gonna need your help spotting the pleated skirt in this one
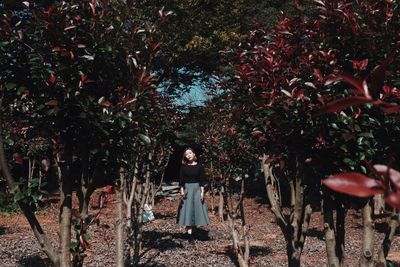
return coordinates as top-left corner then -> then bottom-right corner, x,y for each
177,183 -> 210,226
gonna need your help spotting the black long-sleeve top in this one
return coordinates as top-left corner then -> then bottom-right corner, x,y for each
179,163 -> 206,187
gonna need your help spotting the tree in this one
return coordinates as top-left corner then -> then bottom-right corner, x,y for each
0,1 -> 173,266
217,0 -> 400,266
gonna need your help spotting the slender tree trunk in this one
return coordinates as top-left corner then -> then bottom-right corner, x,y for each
218,181 -> 225,221
133,159 -> 151,266
263,155 -> 311,267
210,161 -> 215,213
359,199 -> 374,267
322,194 -> 344,267
239,179 -> 250,266
58,151 -> 73,267
115,169 -> 125,267
376,212 -> 399,267
336,203 -> 346,267
374,194 -> 385,215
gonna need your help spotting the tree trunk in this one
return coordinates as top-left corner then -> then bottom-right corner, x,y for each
239,179 -> 250,266
133,161 -> 151,266
376,212 -> 399,267
210,161 -> 215,213
115,169 -> 125,267
373,194 -> 385,215
58,151 -> 73,267
263,155 -> 311,267
218,181 -> 225,221
336,203 -> 346,267
322,195 -> 340,267
359,199 -> 374,267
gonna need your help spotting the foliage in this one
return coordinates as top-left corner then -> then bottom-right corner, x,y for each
132,0 -> 297,91
1,1 -> 175,266
222,0 -> 400,185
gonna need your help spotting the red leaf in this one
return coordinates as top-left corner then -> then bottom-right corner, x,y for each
137,71 -> 152,86
337,73 -> 371,98
351,59 -> 368,71
251,130 -> 263,136
314,96 -> 373,116
79,234 -> 91,249
14,153 -> 23,165
373,164 -> 400,189
46,6 -> 55,17
98,97 -> 112,108
89,3 -> 96,15
386,193 -> 400,209
52,47 -> 66,52
322,172 -> 384,197
258,136 -> 268,142
49,74 -> 56,85
379,104 -> 400,114
313,68 -> 323,81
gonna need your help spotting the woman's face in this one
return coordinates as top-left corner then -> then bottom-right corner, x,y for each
184,150 -> 195,162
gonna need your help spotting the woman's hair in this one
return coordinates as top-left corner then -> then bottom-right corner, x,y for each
181,147 -> 197,165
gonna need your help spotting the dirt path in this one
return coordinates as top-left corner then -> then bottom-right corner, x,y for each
1,192 -> 400,266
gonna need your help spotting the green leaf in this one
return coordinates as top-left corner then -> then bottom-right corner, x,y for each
14,192 -> 25,202
343,158 -> 356,166
138,133 -> 151,145
5,83 -> 17,90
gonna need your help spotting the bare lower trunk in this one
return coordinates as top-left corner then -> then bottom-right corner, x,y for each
133,163 -> 151,265
210,161 -> 215,213
322,195 -> 341,267
239,179 -> 250,266
59,159 -> 73,267
263,155 -> 311,267
336,204 -> 346,266
376,213 -> 399,267
374,194 -> 385,215
323,206 -> 339,266
218,182 -> 225,221
115,171 -> 125,267
359,199 -> 374,267
224,178 -> 249,267
77,191 -> 90,223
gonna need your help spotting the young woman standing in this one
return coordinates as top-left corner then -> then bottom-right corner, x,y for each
177,148 -> 210,240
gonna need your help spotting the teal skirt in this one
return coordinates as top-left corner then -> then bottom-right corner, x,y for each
177,183 -> 210,226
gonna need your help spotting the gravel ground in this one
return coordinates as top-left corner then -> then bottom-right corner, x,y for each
1,192 -> 400,266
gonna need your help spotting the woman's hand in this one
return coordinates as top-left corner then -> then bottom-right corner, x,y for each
200,191 -> 204,201
180,187 -> 185,200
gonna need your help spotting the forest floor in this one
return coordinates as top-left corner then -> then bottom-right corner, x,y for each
1,189 -> 400,267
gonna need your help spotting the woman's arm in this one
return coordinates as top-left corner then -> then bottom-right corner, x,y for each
199,164 -> 206,200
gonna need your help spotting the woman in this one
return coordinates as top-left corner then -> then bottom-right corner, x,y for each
177,148 -> 210,240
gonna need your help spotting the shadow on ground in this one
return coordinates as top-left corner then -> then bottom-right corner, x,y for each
307,227 -> 324,240
142,230 -> 185,252
215,245 -> 273,267
17,255 -> 52,267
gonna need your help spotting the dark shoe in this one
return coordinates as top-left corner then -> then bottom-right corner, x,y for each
188,233 -> 195,244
